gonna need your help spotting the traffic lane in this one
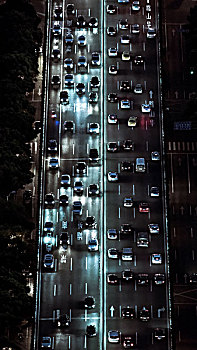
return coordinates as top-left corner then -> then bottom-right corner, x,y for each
168,154 -> 192,199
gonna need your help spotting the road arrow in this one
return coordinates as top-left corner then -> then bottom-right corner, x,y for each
180,206 -> 184,215
38,87 -> 42,96
158,307 -> 165,318
110,305 -> 115,317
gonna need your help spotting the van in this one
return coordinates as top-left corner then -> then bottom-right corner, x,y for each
135,158 -> 146,173
122,247 -> 133,261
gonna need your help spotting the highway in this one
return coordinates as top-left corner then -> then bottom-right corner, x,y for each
37,0 -> 171,349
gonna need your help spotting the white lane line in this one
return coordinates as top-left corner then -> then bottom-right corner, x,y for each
88,44 -> 90,52
85,282 -> 88,295
56,211 -> 59,222
191,227 -> 194,238
118,163 -> 120,173
134,255 -> 136,266
87,143 -> 89,154
73,143 -> 75,155
70,308 -> 72,321
72,165 -> 75,176
35,141 -> 37,154
86,257 -> 88,270
145,120 -> 148,130
147,185 -> 150,196
88,8 -> 91,16
68,335 -> 71,349
84,335 -> 87,349
151,305 -> 153,319
173,227 -> 176,238
53,284 -> 57,297
146,140 -> 149,151
118,185 -> 121,195
70,233 -> 73,246
53,310 -> 56,322
69,283 -> 72,295
86,209 -> 89,217
130,62 -> 133,71
144,80 -> 147,90
132,184 -> 135,196
192,250 -> 195,261
118,207 -> 121,219
150,280 -> 153,292
70,257 -> 73,271
117,81 -> 119,90
133,207 -> 135,219
134,280 -> 137,291
75,44 -> 77,54
144,61 -> 146,71
170,154 -> 174,193
119,305 -> 121,317
143,42 -> 146,51
55,259 -> 57,272
57,188 -> 59,200
187,154 -> 191,194
85,309 -> 87,322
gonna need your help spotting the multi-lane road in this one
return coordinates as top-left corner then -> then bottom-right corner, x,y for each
36,0 -> 171,349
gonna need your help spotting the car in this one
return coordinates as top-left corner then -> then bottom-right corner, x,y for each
77,15 -> 86,27
89,17 -> 98,27
133,55 -> 144,65
59,194 -> 69,205
139,202 -> 150,213
121,161 -> 132,171
107,273 -> 118,284
74,181 -> 83,195
108,330 -> 121,343
88,238 -> 99,251
89,92 -> 98,103
137,273 -> 149,285
154,328 -> 166,340
59,232 -> 70,249
89,148 -> 99,162
122,247 -> 133,261
122,269 -> 133,281
106,4 -> 117,14
121,224 -> 133,234
120,99 -> 131,109
146,4 -> 151,11
85,216 -> 97,228
60,90 -> 69,104
76,83 -> 85,95
122,140 -> 134,151
78,56 -> 87,67
54,6 -> 63,20
45,193 -> 55,205
147,27 -> 156,38
51,46 -> 60,61
107,26 -> 117,36
151,253 -> 162,264
63,120 -> 75,132
66,3 -> 75,16
136,231 -> 149,247
64,58 -> 73,70
107,228 -> 118,240
107,142 -> 118,152
108,114 -> 118,124
49,158 -> 59,169
92,52 -> 100,66
90,76 -> 100,89
108,172 -> 118,182
131,1 -> 140,11
23,190 -> 32,204
120,35 -> 130,44
108,47 -> 118,57
43,254 -> 54,269
56,313 -> 70,327
150,186 -> 159,197
64,74 -> 74,87
123,197 -> 133,207
134,83 -> 143,94
51,110 -> 57,119
109,64 -> 118,74
108,248 -> 119,259
78,35 -> 86,46
41,336 -> 52,348
65,33 -> 74,45
44,222 -> 54,232
88,184 -> 99,196
141,103 -> 151,113
119,19 -> 128,30
87,122 -> 100,134
51,75 -> 60,87
154,273 -> 165,285
86,325 -> 97,337
108,92 -> 118,103
128,116 -> 137,127
139,306 -> 150,321
73,201 -> 82,215
151,151 -> 160,161
148,223 -> 159,234
84,296 -> 95,308
53,21 -> 61,36
122,51 -> 130,61
122,306 -> 134,319
122,335 -> 135,348
132,23 -> 140,34
120,81 -> 131,92
189,273 -> 197,284
75,162 -> 87,175
61,174 -> 71,186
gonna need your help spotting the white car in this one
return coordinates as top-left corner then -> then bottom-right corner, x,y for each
150,186 -> 159,197
87,122 -> 100,134
146,4 -> 151,11
78,35 -> 86,46
128,116 -> 137,127
134,84 -> 143,94
120,99 -> 131,109
141,103 -> 151,113
108,47 -> 118,57
148,224 -> 159,234
108,172 -> 118,182
151,151 -> 160,161
147,27 -> 156,38
61,174 -> 71,186
107,228 -> 118,239
122,51 -> 130,61
108,114 -> 118,124
151,253 -> 162,264
49,158 -> 59,169
108,330 -> 121,343
109,65 -> 118,74
108,248 -> 119,259
132,24 -> 140,34
88,238 -> 99,252
120,35 -> 130,44
131,1 -> 140,11
124,197 -> 133,207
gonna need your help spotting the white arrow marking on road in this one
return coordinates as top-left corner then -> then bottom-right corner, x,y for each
110,305 -> 115,317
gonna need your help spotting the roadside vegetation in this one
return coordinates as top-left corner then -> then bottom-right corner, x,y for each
0,0 -> 42,346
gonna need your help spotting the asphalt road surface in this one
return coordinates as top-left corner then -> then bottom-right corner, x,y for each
38,0 -> 171,349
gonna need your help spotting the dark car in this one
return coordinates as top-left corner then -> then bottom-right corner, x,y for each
51,75 -> 60,87
122,335 -> 135,348
75,162 -> 87,175
59,232 -> 70,250
120,224 -> 133,234
122,140 -> 134,151
66,3 -> 75,15
54,6 -> 63,20
63,120 -> 75,133
84,296 -> 95,308
92,52 -> 100,66
133,55 -> 144,65
121,161 -> 132,171
23,190 -> 32,204
59,194 -> 69,205
74,181 -> 83,195
137,273 -> 149,285
108,93 -> 118,102
90,76 -> 100,89
60,90 -> 69,104
56,313 -> 70,327
85,216 -> 97,228
86,325 -> 96,337
88,184 -> 99,196
89,17 -> 98,27
122,306 -> 134,319
77,15 -> 86,27
120,81 -> 131,92
89,148 -> 99,162
48,139 -> 57,152
154,273 -> 165,285
76,83 -> 85,95
45,193 -> 55,206
139,306 -> 150,321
